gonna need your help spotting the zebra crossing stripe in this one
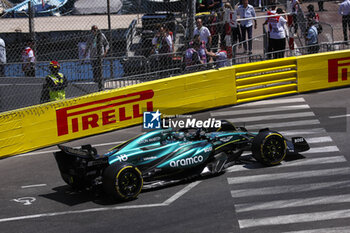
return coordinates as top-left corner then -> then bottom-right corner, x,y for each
227,112 -> 315,123
231,180 -> 350,198
227,167 -> 350,185
226,156 -> 347,173
303,146 -> 339,154
211,104 -> 311,117
281,226 -> 350,233
235,194 -> 350,213
238,97 -> 306,107
303,136 -> 333,144
278,128 -> 326,136
247,119 -> 320,130
238,209 -> 350,228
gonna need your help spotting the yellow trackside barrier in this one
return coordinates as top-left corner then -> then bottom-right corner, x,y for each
0,67 -> 236,158
235,57 -> 297,103
297,50 -> 350,92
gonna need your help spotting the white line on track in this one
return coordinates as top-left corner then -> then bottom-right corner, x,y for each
238,209 -> 350,228
162,181 -> 201,205
211,104 -> 311,117
227,112 -> 316,123
329,114 -> 350,119
278,128 -> 326,136
227,167 -> 350,185
237,97 -> 306,107
303,146 -> 339,154
235,194 -> 350,212
21,184 -> 47,189
282,226 -> 350,233
0,181 -> 201,223
15,141 -> 125,158
304,136 -> 333,144
226,156 -> 347,173
231,180 -> 350,198
246,119 -> 320,130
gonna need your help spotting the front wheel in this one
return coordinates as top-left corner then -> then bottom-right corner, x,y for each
252,131 -> 286,166
102,163 -> 143,202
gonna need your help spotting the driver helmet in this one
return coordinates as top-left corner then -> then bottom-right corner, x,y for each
49,60 -> 60,73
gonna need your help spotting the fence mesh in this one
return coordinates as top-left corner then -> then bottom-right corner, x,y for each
0,0 -> 347,112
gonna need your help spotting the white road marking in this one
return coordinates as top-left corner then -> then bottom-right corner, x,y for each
0,181 -> 201,223
0,203 -> 167,223
162,181 -> 202,205
238,209 -> 350,228
278,128 -> 326,136
235,194 -> 350,212
231,181 -> 350,198
329,114 -> 350,119
237,97 -> 305,107
211,104 -> 311,117
15,141 -> 125,158
304,136 -> 333,144
246,119 -> 320,130
282,226 -> 350,233
227,167 -> 350,185
227,112 -> 315,123
21,184 -> 47,189
303,146 -> 339,154
12,197 -> 36,206
226,156 -> 347,173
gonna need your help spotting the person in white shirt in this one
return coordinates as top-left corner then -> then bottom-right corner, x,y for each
0,37 -> 6,77
22,39 -> 36,77
224,3 -> 241,52
339,0 -> 350,42
194,18 -> 212,49
264,8 -> 288,59
237,0 -> 257,54
287,0 -> 300,34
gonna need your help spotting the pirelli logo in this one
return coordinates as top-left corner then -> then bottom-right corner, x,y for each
328,57 -> 350,83
56,90 -> 154,136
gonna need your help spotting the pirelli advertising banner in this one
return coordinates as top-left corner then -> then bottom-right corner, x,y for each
0,67 -> 236,158
297,50 -> 350,92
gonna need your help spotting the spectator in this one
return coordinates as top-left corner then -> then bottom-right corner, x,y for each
238,0 -> 257,54
264,8 -> 288,59
84,25 -> 109,90
40,61 -> 68,103
184,41 -> 201,71
306,20 -> 319,54
339,0 -> 350,43
318,1 -> 325,12
197,0 -> 208,13
287,0 -> 300,34
193,35 -> 208,66
22,39 -> 35,77
152,25 -> 173,54
207,0 -> 221,12
206,42 -> 228,68
208,13 -> 219,50
194,18 -> 212,49
306,4 -> 319,23
228,3 -> 241,48
0,37 -> 5,77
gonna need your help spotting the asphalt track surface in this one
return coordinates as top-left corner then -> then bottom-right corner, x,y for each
1,87 -> 350,233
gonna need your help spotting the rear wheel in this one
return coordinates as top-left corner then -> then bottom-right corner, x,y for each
103,163 -> 143,202
252,131 -> 286,166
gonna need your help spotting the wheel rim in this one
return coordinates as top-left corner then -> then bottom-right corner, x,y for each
262,136 -> 286,163
118,169 -> 142,197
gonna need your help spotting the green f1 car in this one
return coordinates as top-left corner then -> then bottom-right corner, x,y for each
54,120 -> 309,202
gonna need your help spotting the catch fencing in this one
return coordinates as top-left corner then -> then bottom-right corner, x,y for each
0,0 -> 346,112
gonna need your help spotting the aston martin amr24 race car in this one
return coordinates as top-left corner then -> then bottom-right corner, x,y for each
54,120 -> 309,202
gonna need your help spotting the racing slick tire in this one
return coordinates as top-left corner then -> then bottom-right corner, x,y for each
251,130 -> 287,166
102,162 -> 143,202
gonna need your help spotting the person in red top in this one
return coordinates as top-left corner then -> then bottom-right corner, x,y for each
22,39 -> 36,77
